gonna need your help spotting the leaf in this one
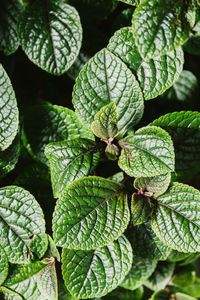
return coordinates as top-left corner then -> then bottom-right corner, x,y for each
118,126 -> 175,178
107,27 -> 184,100
151,111 -> 200,178
184,32 -> 200,55
91,103 -> 118,141
0,64 -> 19,151
53,176 -> 130,250
130,222 -> 172,260
134,173 -> 171,198
172,265 -> 196,288
174,293 -> 197,300
183,277 -> 200,298
0,186 -> 48,264
167,250 -> 191,262
45,235 -> 60,262
105,144 -> 120,161
103,286 -> 144,300
0,0 -> 24,55
0,287 -> 23,300
18,0 -> 82,75
149,289 -> 169,300
62,235 -> 133,299
151,182 -> 200,253
72,48 -> 144,136
144,261 -> 175,291
116,0 -> 140,6
120,254 -> 158,290
22,103 -> 94,165
178,253 -> 200,266
45,139 -> 100,198
0,246 -> 8,286
132,0 -> 192,59
131,194 -> 152,226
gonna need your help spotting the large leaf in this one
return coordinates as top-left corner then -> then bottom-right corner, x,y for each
45,138 -> 100,198
53,176 -> 130,250
120,254 -> 157,290
18,0 -> 82,75
151,182 -> 200,253
0,186 -> 48,264
22,103 -> 94,165
0,65 -> 18,151
151,111 -> 200,177
132,0 -> 193,59
0,0 -> 24,55
72,48 -> 144,136
118,126 -> 175,177
0,246 -> 8,286
62,235 -> 133,299
108,27 -> 184,100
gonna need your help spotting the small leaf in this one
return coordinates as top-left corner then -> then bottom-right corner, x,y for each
0,64 -> 19,151
72,48 -> 144,136
149,289 -> 169,300
91,103 -> 118,141
53,176 -> 130,250
45,138 -> 100,198
108,27 -> 184,100
0,186 -> 48,264
167,250 -> 192,262
172,265 -> 196,288
18,0 -> 82,75
0,287 -> 23,300
131,193 -> 152,226
45,235 -> 60,262
134,173 -> 171,198
174,293 -> 197,300
144,261 -> 175,291
151,182 -> 200,253
118,126 -> 175,178
0,246 -> 8,285
132,0 -> 192,59
120,254 -> 157,290
105,144 -> 120,161
62,235 -> 133,299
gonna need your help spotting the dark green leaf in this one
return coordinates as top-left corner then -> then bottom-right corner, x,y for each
103,286 -> 144,300
131,194 -> 152,226
116,0 -> 140,6
172,265 -> 196,288
0,246 -> 8,286
184,32 -> 200,55
149,289 -> 169,300
167,250 -> 191,262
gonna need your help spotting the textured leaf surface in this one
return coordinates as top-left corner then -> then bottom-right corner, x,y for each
108,27 -> 184,100
103,286 -> 144,300
151,111 -> 200,176
151,182 -> 200,253
130,222 -> 171,260
62,235 -> 133,299
118,126 -> 175,177
131,194 -> 152,226
132,0 -> 192,58
144,261 -> 175,291
120,254 -> 157,290
53,177 -> 130,249
72,48 -> 144,135
0,0 -> 24,55
18,0 -> 82,75
0,186 -> 48,264
134,173 -> 171,198
0,287 -> 23,300
22,103 -> 94,165
0,246 -> 8,285
45,139 -> 100,198
0,65 -> 18,151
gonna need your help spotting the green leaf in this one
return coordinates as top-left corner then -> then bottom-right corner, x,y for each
45,236 -> 60,262
108,27 -> 184,100
178,253 -> 200,266
134,173 -> 171,198
120,254 -> 157,290
151,182 -> 200,253
53,176 -> 130,250
45,138 -> 100,198
0,65 -> 19,151
130,222 -> 171,260
184,32 -> 200,55
118,126 -> 175,177
183,277 -> 200,298
0,0 -> 24,55
116,0 -> 140,6
0,186 -> 48,264
131,194 -> 152,226
174,293 -> 197,300
105,144 -> 120,161
67,52 -> 90,80
103,286 -> 144,300
91,103 -> 118,141
151,111 -> 200,177
0,287 -> 23,300
167,250 -> 191,262
62,235 -> 133,299
0,246 -> 8,285
18,0 -> 82,75
172,265 -> 196,288
149,289 -> 169,300
132,0 -> 193,59
22,103 -> 94,165
144,261 -> 175,291
72,48 -> 144,136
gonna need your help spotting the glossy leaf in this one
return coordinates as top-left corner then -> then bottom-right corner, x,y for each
0,186 -> 48,264
62,235 -> 133,299
131,194 -> 152,226
118,126 -> 175,177
151,182 -> 200,253
72,48 -> 144,136
18,0 -> 82,75
0,246 -> 8,286
167,250 -> 191,262
0,64 -> 18,151
53,176 -> 130,250
0,287 -> 23,300
108,27 -> 184,100
45,235 -> 60,262
132,0 -> 192,59
45,138 -> 100,198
